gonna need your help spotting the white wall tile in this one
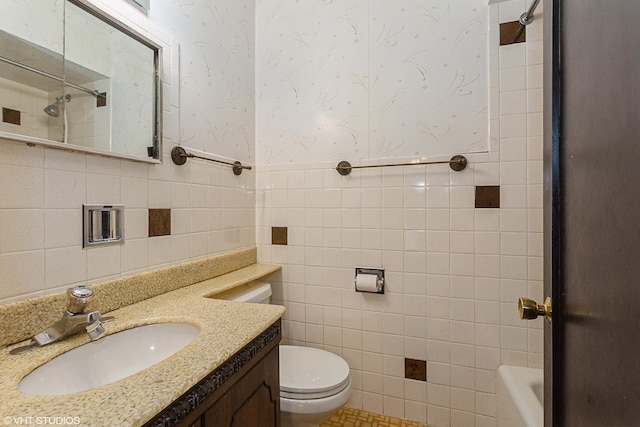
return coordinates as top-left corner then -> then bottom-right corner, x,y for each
499,44 -> 526,69
476,277 -> 500,301
500,114 -> 527,139
427,187 -> 450,209
499,67 -> 527,92
527,64 -> 544,89
86,244 -> 121,280
427,231 -> 450,253
451,410 -> 475,427
450,276 -> 474,299
451,365 -> 475,390
527,89 -> 544,114
44,149 -> 87,173
1,210 -> 44,253
476,301 -> 502,325
45,170 -> 87,209
450,254 -> 475,277
451,210 -> 475,232
475,232 -> 500,255
500,232 -> 527,256
0,251 -> 45,298
427,165 -> 451,187
500,209 -> 527,232
45,246 -> 86,288
474,163 -> 500,186
427,405 -> 451,427
405,188 -> 426,209
476,346 -> 501,370
427,209 -> 450,231
499,0 -> 527,23
87,173 -> 121,205
476,392 -> 497,417
0,165 -> 44,209
475,324 -> 501,348
429,319 -> 451,342
500,138 -> 527,161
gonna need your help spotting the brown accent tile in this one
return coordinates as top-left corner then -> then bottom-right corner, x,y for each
97,92 -> 107,108
149,209 -> 171,237
2,107 -> 20,125
475,185 -> 501,208
272,227 -> 288,245
405,358 -> 427,382
500,21 -> 526,45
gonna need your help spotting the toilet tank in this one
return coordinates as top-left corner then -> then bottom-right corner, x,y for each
214,282 -> 272,304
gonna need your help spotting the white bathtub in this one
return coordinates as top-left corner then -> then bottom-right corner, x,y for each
497,365 -> 543,427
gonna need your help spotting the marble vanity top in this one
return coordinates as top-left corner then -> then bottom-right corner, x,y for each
0,263 -> 284,427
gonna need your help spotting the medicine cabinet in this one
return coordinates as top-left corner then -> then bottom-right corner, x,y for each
0,0 -> 162,162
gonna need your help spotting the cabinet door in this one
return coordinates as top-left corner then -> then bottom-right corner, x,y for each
203,345 -> 280,427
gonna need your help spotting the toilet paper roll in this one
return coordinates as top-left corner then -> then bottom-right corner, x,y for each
355,274 -> 379,292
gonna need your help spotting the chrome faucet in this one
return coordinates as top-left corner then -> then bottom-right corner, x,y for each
10,286 -> 113,355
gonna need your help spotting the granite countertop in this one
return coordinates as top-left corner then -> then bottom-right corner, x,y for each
0,263 -> 284,427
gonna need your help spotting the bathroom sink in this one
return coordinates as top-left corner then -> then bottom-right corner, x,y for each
18,322 -> 199,396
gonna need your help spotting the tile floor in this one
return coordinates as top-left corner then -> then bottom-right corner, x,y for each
320,407 -> 429,427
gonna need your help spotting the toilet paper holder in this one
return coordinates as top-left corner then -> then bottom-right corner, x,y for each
354,267 -> 385,294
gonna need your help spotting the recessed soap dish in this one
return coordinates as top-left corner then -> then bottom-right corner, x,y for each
83,204 -> 124,248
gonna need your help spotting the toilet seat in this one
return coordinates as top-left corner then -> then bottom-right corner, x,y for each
279,345 -> 351,400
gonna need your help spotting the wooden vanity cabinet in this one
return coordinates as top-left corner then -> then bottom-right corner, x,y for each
145,320 -> 281,427
200,342 -> 279,426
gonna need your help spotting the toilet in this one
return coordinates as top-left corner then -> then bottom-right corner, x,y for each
216,282 -> 352,426
279,345 -> 352,426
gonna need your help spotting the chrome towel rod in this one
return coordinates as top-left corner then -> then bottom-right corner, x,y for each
0,55 -> 102,98
336,155 -> 467,176
511,0 -> 541,44
171,146 -> 252,175
519,0 -> 541,26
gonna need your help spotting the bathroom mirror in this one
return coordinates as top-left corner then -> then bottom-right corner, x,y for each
0,0 -> 162,163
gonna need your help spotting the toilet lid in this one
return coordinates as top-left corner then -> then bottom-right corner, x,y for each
279,346 -> 350,398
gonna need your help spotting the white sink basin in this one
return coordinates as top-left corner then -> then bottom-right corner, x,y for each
19,322 -> 199,396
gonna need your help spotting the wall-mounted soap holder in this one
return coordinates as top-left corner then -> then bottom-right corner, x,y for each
83,205 -> 124,248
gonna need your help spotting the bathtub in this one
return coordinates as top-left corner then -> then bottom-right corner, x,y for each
497,365 -> 543,427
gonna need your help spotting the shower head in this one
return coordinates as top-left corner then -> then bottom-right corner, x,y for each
43,94 -> 71,118
43,103 -> 60,118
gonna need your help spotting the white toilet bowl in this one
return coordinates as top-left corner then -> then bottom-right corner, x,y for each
215,282 -> 352,426
279,345 -> 352,427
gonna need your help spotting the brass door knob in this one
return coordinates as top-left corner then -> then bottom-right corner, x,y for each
518,296 -> 552,324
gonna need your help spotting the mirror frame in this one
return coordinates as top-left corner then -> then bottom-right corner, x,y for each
0,0 -> 163,163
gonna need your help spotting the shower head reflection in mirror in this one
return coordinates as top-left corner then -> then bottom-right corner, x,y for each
43,94 -> 71,118
43,94 -> 71,143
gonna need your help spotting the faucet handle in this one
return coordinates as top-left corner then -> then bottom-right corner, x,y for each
67,286 -> 93,314
86,321 -> 105,341
85,311 -> 106,341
